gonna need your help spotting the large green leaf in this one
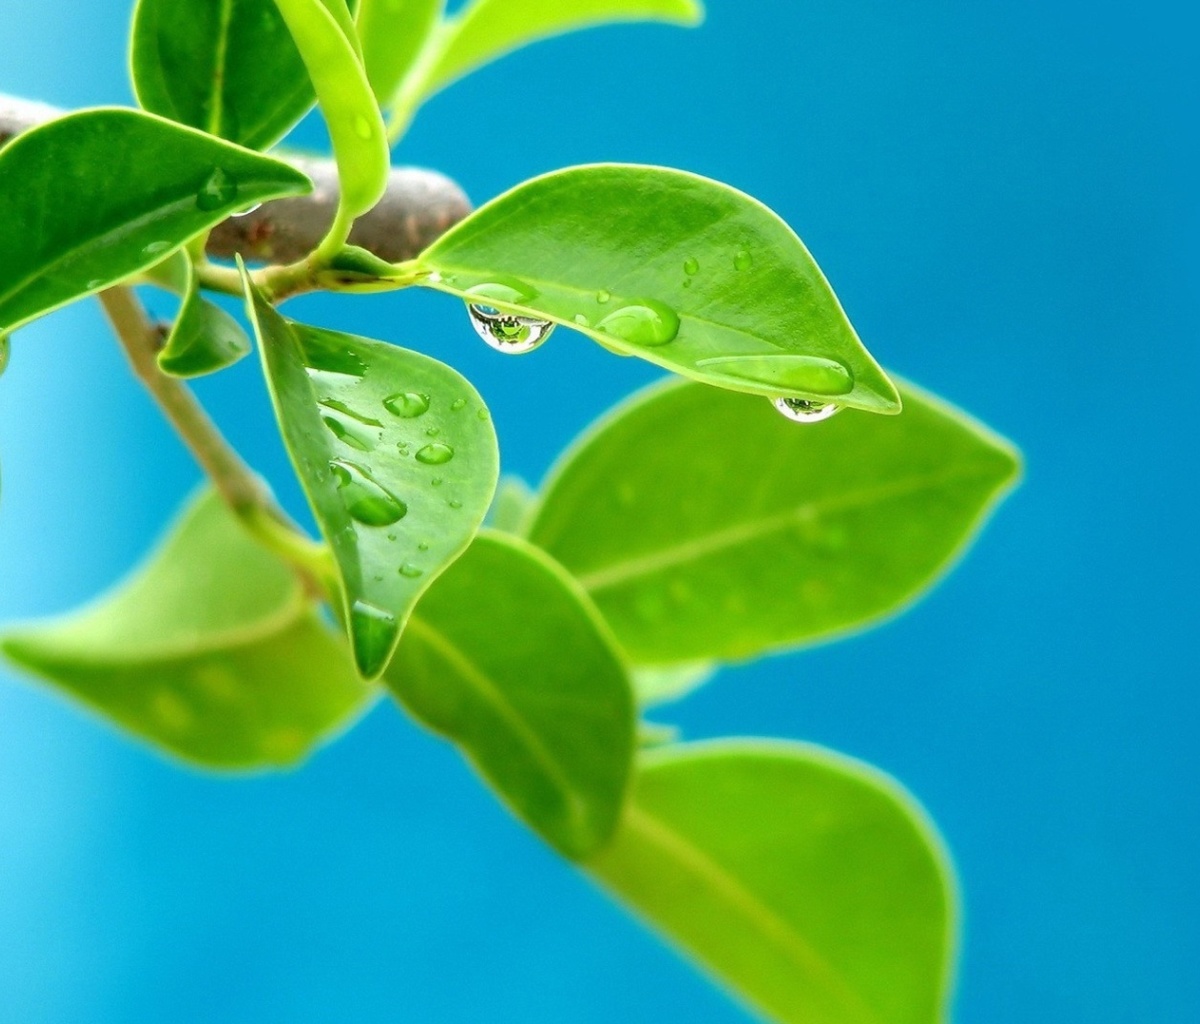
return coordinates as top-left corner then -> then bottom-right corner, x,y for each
422,0 -> 703,98
130,0 -> 318,149
416,165 -> 899,413
589,742 -> 956,1024
243,276 -> 499,679
157,251 -> 251,378
0,490 -> 371,769
357,0 -> 443,105
386,531 -> 634,858
0,108 -> 311,335
529,378 -> 1020,665
271,0 -> 389,222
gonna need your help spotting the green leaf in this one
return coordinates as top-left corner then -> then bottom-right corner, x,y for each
0,108 -> 311,336
486,474 -> 536,535
357,0 -> 443,105
422,0 -> 704,98
416,165 -> 898,413
632,662 -> 715,706
0,490 -> 371,769
130,0 -> 318,149
588,741 -> 956,1024
157,252 -> 251,378
271,0 -> 389,222
386,531 -> 634,858
529,378 -> 1020,665
243,275 -> 499,679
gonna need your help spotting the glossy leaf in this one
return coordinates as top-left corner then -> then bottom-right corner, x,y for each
416,164 -> 898,413
357,0 -> 443,105
423,0 -> 703,97
529,379 -> 1020,664
0,490 -> 371,769
589,741 -> 956,1024
243,277 -> 499,679
271,0 -> 389,221
0,108 -> 311,335
157,251 -> 251,377
386,531 -> 634,858
130,0 -> 317,149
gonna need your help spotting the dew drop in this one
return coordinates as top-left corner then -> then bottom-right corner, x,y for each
596,300 -> 680,347
320,402 -> 380,452
683,257 -> 700,276
231,202 -> 262,219
772,397 -> 841,423
417,541 -> 430,552
734,249 -> 753,271
596,289 -> 611,304
450,397 -> 467,412
85,278 -> 104,290
468,304 -> 555,355
399,563 -> 423,579
383,391 -> 430,418
425,426 -> 440,437
141,240 -> 172,259
416,442 -> 454,465
329,460 -> 407,524
196,167 -> 237,211
573,313 -> 590,327
476,408 -> 490,421
448,499 -> 463,510
353,115 -> 374,140
431,477 -> 443,487
350,599 -> 397,674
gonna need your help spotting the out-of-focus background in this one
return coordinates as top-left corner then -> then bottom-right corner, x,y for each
1,1 -> 1195,1021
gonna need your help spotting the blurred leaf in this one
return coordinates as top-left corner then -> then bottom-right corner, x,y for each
423,0 -> 703,97
244,276 -> 499,678
0,490 -> 371,769
157,251 -> 251,377
529,379 -> 1020,664
357,0 -> 443,105
271,0 -> 389,221
416,165 -> 898,412
387,531 -> 634,857
589,741 -> 956,1024
486,475 -> 536,535
0,108 -> 310,335
632,662 -> 715,706
130,0 -> 317,149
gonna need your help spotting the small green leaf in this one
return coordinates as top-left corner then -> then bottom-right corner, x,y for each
588,741 -> 956,1024
0,108 -> 311,336
130,0 -> 318,149
0,490 -> 371,769
416,165 -> 898,412
271,0 -> 389,222
357,0 -> 443,105
243,275 -> 499,679
632,662 -> 715,706
386,531 -> 634,858
157,252 -> 251,378
529,379 -> 1020,665
422,0 -> 703,98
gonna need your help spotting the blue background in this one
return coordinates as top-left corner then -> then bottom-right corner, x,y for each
1,1 -> 1195,1020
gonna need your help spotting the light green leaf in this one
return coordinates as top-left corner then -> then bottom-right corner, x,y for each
357,0 -> 443,105
243,275 -> 499,679
386,531 -> 634,858
589,741 -> 956,1024
130,0 -> 318,150
0,490 -> 371,769
157,251 -> 251,378
0,108 -> 311,336
632,662 -> 715,706
416,165 -> 898,412
271,0 -> 389,223
423,0 -> 703,98
529,378 -> 1020,665
486,474 -> 536,535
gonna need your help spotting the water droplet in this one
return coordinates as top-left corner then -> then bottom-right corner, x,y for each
320,402 -> 380,452
141,240 -> 172,259
425,427 -> 440,437
196,167 -> 237,211
354,115 -> 374,140
734,249 -> 753,271
417,541 -> 430,552
772,397 -> 841,423
350,600 -> 397,676
384,391 -> 430,418
476,408 -> 489,421
321,399 -> 382,426
448,499 -> 463,510
573,313 -> 590,327
468,304 -> 555,355
231,202 -> 262,219
399,563 -> 423,578
85,278 -> 104,290
596,290 -> 611,304
415,442 -> 454,465
450,397 -> 467,412
329,460 -> 407,525
696,354 -> 853,395
683,257 -> 700,276
596,300 -> 680,347
387,532 -> 397,541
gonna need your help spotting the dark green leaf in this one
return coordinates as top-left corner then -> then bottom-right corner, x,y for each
0,490 -> 371,769
529,379 -> 1020,664
0,108 -> 311,335
386,531 -> 634,858
130,0 -> 317,149
422,0 -> 703,97
416,165 -> 898,413
243,276 -> 499,678
589,741 -> 956,1024
357,0 -> 443,105
157,251 -> 251,377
